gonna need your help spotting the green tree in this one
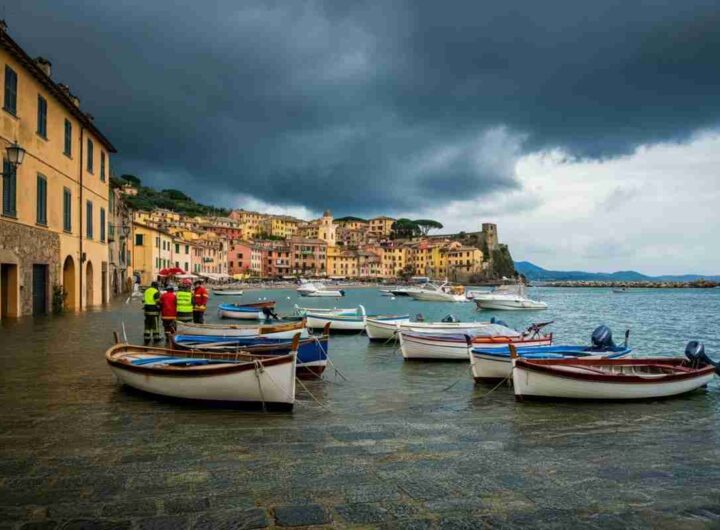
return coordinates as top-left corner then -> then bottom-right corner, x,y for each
414,219 -> 443,236
391,218 -> 421,238
121,174 -> 141,186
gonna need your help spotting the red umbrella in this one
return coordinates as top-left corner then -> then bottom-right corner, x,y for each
159,267 -> 186,277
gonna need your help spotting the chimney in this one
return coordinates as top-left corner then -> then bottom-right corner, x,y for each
35,57 -> 52,77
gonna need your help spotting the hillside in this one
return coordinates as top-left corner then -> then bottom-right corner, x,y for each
516,261 -> 720,282
114,175 -> 230,217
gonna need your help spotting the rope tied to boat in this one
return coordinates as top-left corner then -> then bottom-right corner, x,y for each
253,359 -> 267,413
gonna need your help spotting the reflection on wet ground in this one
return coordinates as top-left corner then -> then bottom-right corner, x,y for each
1,288 -> 719,528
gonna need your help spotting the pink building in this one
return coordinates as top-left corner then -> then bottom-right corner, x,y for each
228,240 -> 254,276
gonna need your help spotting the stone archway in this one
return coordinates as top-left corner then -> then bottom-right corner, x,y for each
62,255 -> 76,310
85,261 -> 94,307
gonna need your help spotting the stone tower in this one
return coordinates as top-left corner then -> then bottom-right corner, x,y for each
481,223 -> 498,252
318,210 -> 337,247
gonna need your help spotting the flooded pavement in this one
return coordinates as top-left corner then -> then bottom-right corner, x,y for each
1,288 -> 720,529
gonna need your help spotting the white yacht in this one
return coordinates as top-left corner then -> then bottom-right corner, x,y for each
407,282 -> 468,302
474,284 -> 547,310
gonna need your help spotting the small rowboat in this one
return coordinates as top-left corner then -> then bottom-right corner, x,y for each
177,319 -> 307,339
212,289 -> 244,296
172,325 -> 330,378
471,325 -> 629,381
106,343 -> 297,408
511,341 -> 719,401
218,301 -> 276,320
364,317 -> 493,340
398,327 -> 552,361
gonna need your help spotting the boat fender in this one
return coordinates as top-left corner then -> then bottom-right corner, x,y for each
441,314 -> 459,323
591,325 -> 615,350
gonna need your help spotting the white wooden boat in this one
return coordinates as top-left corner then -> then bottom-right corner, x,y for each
305,305 -> 367,331
297,281 -> 345,297
408,282 -> 468,302
218,301 -> 275,320
212,289 -> 244,296
106,343 -> 296,408
474,284 -> 547,310
364,318 -> 494,340
399,328 -> 552,361
176,320 -> 308,339
511,345 -> 717,401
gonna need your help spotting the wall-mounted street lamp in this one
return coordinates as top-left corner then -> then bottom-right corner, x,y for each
6,142 -> 26,166
0,141 -> 26,174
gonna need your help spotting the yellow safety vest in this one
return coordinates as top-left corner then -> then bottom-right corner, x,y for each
176,290 -> 193,314
143,287 -> 159,306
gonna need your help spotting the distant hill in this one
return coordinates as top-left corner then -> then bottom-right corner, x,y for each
516,261 -> 720,282
114,175 -> 230,217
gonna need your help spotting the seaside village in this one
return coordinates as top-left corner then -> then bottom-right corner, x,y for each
0,22 -> 506,318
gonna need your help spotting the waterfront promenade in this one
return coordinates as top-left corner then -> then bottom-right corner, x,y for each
1,288 -> 720,528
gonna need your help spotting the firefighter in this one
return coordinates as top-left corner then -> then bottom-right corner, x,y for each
142,281 -> 161,344
192,279 -> 209,323
158,285 -> 178,342
176,279 -> 194,323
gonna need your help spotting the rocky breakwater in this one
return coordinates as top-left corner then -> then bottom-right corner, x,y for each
544,280 -> 719,289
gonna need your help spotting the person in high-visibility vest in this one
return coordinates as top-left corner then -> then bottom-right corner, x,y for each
192,279 -> 209,323
142,281 -> 161,344
176,280 -> 194,323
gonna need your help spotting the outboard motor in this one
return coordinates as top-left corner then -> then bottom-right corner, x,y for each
441,314 -> 459,323
685,341 -> 720,374
591,325 -> 615,350
339,289 -> 346,296
494,320 -> 509,328
415,313 -> 425,322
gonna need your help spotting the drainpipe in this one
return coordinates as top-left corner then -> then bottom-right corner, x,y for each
79,126 -> 84,310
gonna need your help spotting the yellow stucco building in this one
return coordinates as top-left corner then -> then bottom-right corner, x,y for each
0,25 -> 116,317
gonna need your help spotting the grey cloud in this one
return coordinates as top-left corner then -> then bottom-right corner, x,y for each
8,0 -> 720,214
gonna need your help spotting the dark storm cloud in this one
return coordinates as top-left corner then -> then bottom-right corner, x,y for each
8,0 -> 720,214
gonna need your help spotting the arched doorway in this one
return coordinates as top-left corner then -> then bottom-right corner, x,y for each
62,255 -> 76,310
86,261 -> 94,307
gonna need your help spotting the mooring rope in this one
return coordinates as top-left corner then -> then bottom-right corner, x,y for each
253,360 -> 268,413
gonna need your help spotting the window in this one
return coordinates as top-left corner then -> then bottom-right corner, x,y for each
155,237 -> 160,248
2,159 -> 16,216
175,243 -> 180,253
86,138 -> 94,173
4,66 -> 17,115
63,188 -> 72,231
37,95 -> 48,138
135,234 -> 144,246
100,208 -> 106,242
36,174 -> 47,225
64,119 -> 72,156
86,200 -> 93,239
100,152 -> 106,181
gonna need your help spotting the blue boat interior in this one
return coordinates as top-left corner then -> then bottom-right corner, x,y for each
131,357 -> 236,367
472,345 -> 631,358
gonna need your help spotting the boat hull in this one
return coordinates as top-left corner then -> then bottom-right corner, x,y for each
106,345 -> 296,407
512,358 -> 715,400
399,332 -> 552,361
218,308 -> 265,320
365,317 -> 411,340
303,290 -> 344,297
475,298 -> 547,310
471,347 -> 627,382
176,320 -> 307,339
213,290 -> 244,296
172,336 -> 328,378
408,291 -> 467,302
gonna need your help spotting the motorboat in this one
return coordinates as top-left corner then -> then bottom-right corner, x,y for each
398,323 -> 553,361
106,343 -> 297,408
408,282 -> 468,302
474,284 -> 547,310
293,305 -> 356,317
465,289 -> 492,300
305,306 -> 409,333
297,281 -> 345,297
471,325 -> 630,381
176,319 -> 307,339
511,341 -> 719,401
389,287 -> 423,297
364,316 -> 494,341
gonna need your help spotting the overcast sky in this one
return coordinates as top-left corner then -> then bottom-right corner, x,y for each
9,1 -> 720,275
